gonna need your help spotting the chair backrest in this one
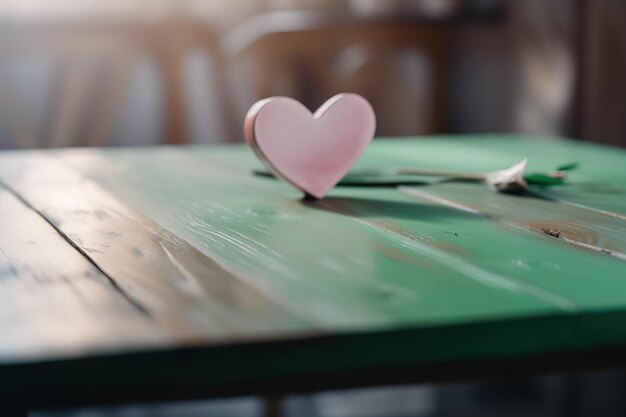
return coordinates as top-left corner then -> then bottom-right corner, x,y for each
222,10 -> 454,138
0,19 -> 227,148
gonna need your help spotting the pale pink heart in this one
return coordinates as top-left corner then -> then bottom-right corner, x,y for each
244,93 -> 376,199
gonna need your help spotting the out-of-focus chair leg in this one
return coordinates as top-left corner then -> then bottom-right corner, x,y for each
90,52 -> 136,147
49,58 -> 92,148
0,66 -> 38,149
263,396 -> 284,417
156,46 -> 189,145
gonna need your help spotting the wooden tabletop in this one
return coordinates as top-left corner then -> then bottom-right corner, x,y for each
1,134 -> 626,408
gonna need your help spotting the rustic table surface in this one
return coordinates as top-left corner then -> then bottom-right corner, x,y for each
1,134 -> 626,411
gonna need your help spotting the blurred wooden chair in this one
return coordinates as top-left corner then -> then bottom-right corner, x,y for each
0,23 -> 138,148
0,19 -> 228,148
149,21 -> 232,144
222,10 -> 455,138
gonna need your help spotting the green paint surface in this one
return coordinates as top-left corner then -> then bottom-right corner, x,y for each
64,135 -> 626,351
2,134 -> 626,398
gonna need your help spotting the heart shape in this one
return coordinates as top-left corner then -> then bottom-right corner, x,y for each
244,93 -> 376,199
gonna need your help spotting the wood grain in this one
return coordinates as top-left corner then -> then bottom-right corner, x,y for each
64,147 -> 569,328
1,135 -> 626,408
0,185 -> 163,360
60,135 -> 626,327
0,154 -> 312,359
400,183 -> 626,260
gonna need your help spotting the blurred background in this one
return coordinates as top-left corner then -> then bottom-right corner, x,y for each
0,0 -> 624,150
3,1 -> 626,416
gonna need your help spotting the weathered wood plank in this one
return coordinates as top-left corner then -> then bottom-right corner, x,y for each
63,147 -> 575,330
0,135 -> 625,407
60,137 -> 626,335
0,155 -> 312,355
0,185 -> 164,360
533,184 -> 626,222
394,184 -> 626,313
400,183 -> 626,260
353,134 -> 626,219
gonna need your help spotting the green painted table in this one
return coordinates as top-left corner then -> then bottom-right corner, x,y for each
1,134 -> 626,412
